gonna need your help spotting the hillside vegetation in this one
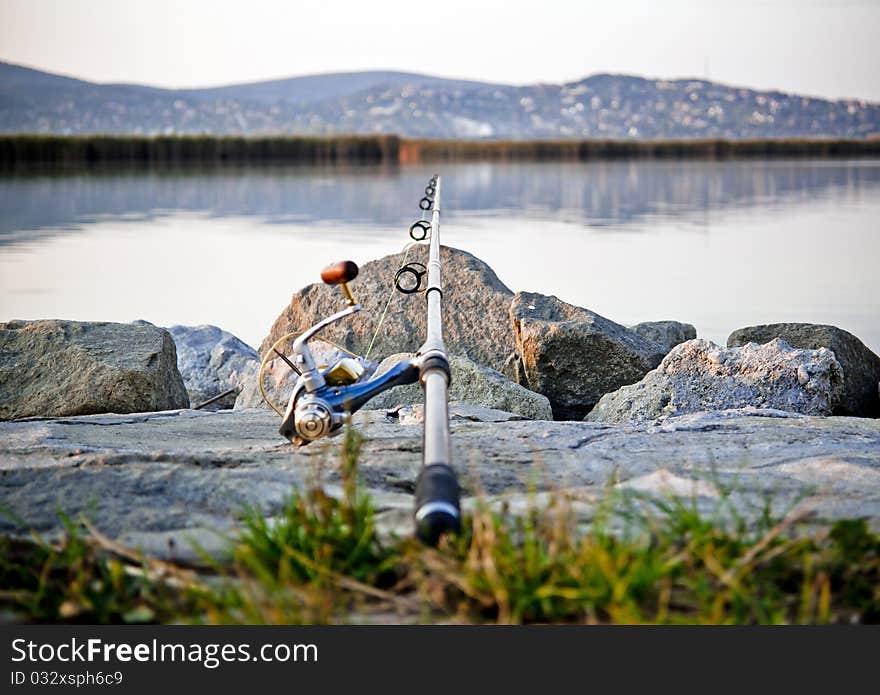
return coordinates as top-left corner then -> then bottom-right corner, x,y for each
2,61 -> 878,139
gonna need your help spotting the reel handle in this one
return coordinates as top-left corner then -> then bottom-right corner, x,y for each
321,260 -> 359,306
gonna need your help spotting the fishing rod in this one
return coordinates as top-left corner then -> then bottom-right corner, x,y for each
259,175 -> 461,545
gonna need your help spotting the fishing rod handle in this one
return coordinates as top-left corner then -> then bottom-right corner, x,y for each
414,463 -> 461,546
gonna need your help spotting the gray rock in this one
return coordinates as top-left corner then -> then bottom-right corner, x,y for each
260,246 -> 515,372
587,338 -> 844,424
167,325 -> 258,409
368,353 -> 553,420
631,320 -> 697,353
234,357 -> 289,412
0,319 -> 189,420
394,402 -> 530,425
728,323 -> 880,418
1,407 -> 878,558
509,292 -> 666,420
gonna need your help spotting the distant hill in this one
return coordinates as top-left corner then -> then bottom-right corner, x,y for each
174,71 -> 497,105
1,61 -> 878,139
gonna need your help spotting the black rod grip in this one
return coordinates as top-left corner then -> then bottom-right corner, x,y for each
414,463 -> 461,546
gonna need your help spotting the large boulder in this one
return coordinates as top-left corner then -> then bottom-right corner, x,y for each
367,353 -> 553,420
233,358 -> 288,411
587,338 -> 844,424
631,320 -> 697,353
260,246 -> 516,372
509,292 -> 666,420
0,319 -> 189,420
727,323 -> 880,418
234,357 -> 289,412
167,325 -> 259,409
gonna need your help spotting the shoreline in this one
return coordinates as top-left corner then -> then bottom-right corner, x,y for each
2,134 -> 880,169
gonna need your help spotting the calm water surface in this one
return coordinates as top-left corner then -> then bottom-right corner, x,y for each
1,160 -> 878,353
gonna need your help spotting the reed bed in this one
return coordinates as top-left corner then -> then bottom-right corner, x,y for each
2,134 -> 878,169
0,134 -> 400,169
402,137 -> 880,162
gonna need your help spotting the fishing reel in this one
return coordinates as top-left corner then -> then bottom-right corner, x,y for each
278,260 -> 422,445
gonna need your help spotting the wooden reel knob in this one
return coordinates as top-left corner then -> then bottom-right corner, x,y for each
320,260 -> 359,306
321,260 -> 359,286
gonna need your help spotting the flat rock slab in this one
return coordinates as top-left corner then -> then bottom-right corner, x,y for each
1,407 -> 878,561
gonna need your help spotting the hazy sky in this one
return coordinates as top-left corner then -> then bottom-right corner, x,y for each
1,0 -> 878,100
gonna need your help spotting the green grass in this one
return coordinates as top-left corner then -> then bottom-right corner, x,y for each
235,428 -> 391,584
1,426 -> 877,624
0,513 -> 202,623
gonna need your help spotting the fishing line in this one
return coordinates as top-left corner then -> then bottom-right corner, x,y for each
364,186 -> 436,355
364,237 -> 429,360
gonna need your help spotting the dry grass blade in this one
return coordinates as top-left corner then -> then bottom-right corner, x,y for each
80,517 -> 202,590
280,546 -> 420,611
721,507 -> 815,586
0,589 -> 32,602
418,549 -> 495,607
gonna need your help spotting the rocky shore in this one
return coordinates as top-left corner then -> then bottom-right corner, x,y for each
2,245 -> 879,558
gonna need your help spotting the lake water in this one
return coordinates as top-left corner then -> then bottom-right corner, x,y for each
1,159 -> 879,354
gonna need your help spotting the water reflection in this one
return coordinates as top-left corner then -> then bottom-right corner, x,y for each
3,160 -> 879,246
1,160 -> 878,353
